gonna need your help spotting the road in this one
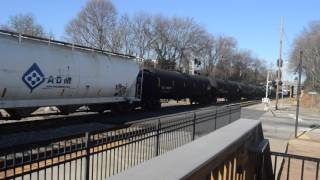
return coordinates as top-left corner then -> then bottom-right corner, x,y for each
241,100 -> 320,152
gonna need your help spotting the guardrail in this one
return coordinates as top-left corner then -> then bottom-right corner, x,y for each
0,103 -> 242,180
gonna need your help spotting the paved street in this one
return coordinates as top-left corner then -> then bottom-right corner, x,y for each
241,99 -> 320,153
241,99 -> 320,178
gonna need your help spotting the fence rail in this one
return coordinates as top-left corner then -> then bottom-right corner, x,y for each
271,151 -> 320,180
0,103 -> 243,180
108,119 -> 274,180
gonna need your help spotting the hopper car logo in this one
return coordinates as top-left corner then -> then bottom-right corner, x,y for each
22,63 -> 45,91
22,63 -> 73,91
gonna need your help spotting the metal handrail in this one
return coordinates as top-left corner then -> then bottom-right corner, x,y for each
270,151 -> 320,180
270,151 -> 320,162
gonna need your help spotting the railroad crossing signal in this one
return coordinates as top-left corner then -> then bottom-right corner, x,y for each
276,70 -> 282,80
271,80 -> 282,88
279,81 -> 282,86
277,58 -> 283,67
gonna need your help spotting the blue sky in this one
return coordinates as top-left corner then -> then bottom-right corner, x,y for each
0,0 -> 319,70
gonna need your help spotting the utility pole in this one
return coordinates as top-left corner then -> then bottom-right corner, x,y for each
281,61 -> 285,107
295,50 -> 303,138
275,18 -> 284,110
265,71 -> 270,98
263,71 -> 271,111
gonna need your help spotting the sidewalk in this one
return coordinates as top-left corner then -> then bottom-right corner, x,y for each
279,128 -> 320,180
287,127 -> 320,157
242,99 -> 320,178
242,99 -> 320,152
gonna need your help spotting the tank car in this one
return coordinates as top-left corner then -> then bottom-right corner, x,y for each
138,69 -> 216,110
239,83 -> 258,100
215,80 -> 241,101
0,30 -> 140,118
254,86 -> 265,99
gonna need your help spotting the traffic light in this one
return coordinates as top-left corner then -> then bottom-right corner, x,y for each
272,80 -> 276,87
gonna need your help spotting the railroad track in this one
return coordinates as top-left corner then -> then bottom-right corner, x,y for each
0,101 -> 260,129
239,100 -> 261,107
0,100 -> 260,135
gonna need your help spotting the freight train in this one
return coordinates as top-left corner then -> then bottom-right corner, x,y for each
0,30 -> 265,119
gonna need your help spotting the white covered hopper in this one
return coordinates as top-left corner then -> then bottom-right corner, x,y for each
0,30 -> 140,115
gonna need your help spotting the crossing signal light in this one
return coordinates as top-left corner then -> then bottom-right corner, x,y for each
276,70 -> 282,80
279,81 -> 283,86
271,80 -> 282,88
194,70 -> 200,75
194,58 -> 201,66
277,58 -> 283,67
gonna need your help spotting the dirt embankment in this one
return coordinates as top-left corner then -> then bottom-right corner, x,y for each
278,90 -> 320,111
300,91 -> 320,111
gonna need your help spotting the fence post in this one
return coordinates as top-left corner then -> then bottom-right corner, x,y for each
229,105 -> 232,123
85,132 -> 90,180
155,118 -> 161,156
239,104 -> 241,119
215,108 -> 217,130
192,112 -> 196,140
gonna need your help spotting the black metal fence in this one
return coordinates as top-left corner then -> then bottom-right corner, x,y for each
0,103 -> 242,180
271,151 -> 320,180
107,120 -> 274,180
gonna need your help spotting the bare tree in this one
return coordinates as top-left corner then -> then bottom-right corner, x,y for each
1,13 -> 50,38
211,36 -> 237,79
248,58 -> 267,84
230,50 -> 253,81
151,15 -> 177,69
151,15 -> 170,60
113,14 -> 135,55
148,16 -> 212,72
192,34 -> 214,75
169,17 -> 205,71
290,21 -> 320,90
63,3 -> 269,82
65,0 -> 117,51
130,12 -> 154,58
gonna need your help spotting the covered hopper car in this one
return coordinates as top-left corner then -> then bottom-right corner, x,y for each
0,30 -> 140,118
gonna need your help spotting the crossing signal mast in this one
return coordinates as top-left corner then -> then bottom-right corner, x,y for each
275,18 -> 284,110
